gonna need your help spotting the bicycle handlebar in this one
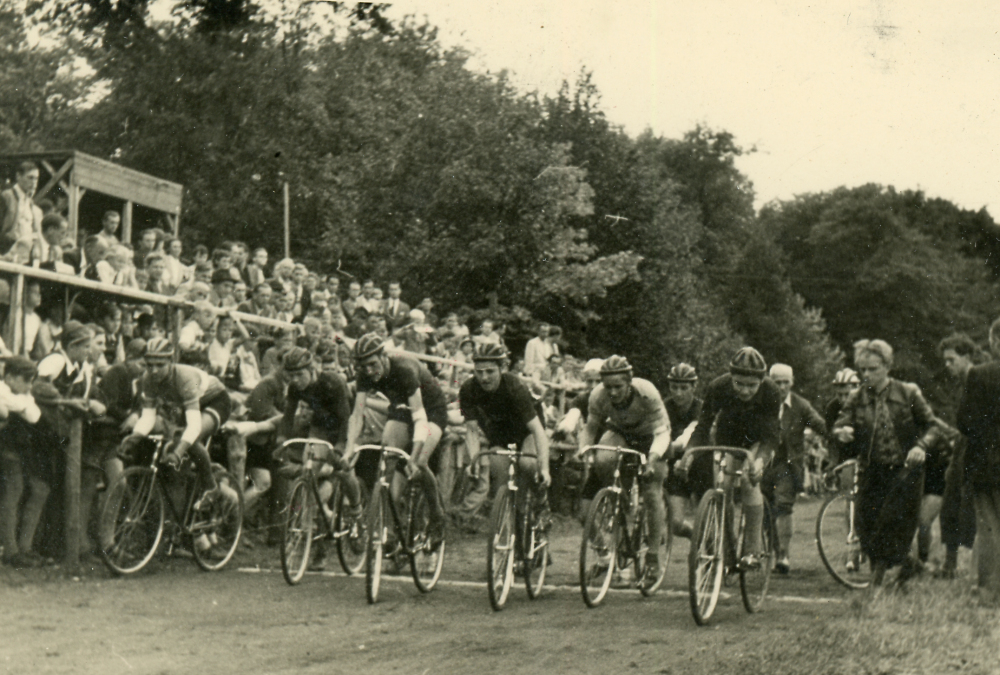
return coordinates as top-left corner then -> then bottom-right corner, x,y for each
684,446 -> 755,461
580,445 -> 647,466
279,438 -> 363,469
829,458 -> 859,474
353,444 -> 409,462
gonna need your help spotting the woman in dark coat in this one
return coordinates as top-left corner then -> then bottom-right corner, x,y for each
833,339 -> 939,585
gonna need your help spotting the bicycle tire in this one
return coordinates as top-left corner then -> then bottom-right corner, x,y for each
689,489 -> 725,625
816,491 -> 871,589
407,489 -> 445,593
280,479 -> 315,585
580,487 -> 619,608
486,484 -> 516,610
522,491 -> 548,600
192,467 -> 244,572
739,502 -> 775,613
638,498 -> 669,597
336,481 -> 370,576
365,484 -> 388,604
99,467 -> 165,576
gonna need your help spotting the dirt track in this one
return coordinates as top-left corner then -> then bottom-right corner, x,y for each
1,498 -> 864,674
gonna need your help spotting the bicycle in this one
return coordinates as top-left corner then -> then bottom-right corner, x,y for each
816,458 -> 871,589
278,438 -> 370,585
99,434 -> 244,575
358,444 -> 446,604
686,446 -> 776,625
483,444 -> 551,611
578,445 -> 670,608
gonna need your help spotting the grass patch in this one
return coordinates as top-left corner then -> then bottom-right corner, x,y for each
721,580 -> 1000,674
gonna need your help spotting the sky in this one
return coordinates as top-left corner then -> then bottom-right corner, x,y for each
382,0 -> 999,216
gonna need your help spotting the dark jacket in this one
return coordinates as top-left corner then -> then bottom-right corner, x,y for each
834,378 -> 937,467
777,391 -> 826,466
94,363 -> 142,422
957,362 -> 1000,490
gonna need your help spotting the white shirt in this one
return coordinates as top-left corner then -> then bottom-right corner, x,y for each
0,381 -> 41,424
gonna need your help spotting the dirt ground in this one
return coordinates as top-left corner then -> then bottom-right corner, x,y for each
0,497 -> 951,675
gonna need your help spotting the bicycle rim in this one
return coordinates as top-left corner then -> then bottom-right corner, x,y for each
638,501 -> 668,597
365,486 -> 387,604
816,492 -> 871,589
280,480 -> 314,585
580,488 -> 619,608
689,490 -> 725,625
739,503 -> 774,613
99,467 -> 165,576
336,481 -> 369,576
523,494 -> 548,600
408,490 -> 445,593
193,468 -> 244,572
486,485 -> 515,610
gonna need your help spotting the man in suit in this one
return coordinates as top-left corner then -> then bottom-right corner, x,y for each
763,363 -> 826,574
957,318 -> 1000,601
0,161 -> 43,255
383,281 -> 410,329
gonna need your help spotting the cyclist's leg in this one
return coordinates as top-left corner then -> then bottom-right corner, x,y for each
382,420 -> 410,507
188,410 -> 221,493
769,461 -> 798,571
579,431 -> 622,520
226,432 -> 248,493
516,434 -> 549,523
666,457 -> 693,538
739,473 -> 765,560
411,422 -> 445,530
642,458 -> 668,564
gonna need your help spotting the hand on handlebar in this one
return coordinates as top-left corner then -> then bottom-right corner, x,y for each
539,468 -> 551,488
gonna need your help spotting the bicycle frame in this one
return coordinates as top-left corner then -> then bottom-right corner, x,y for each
686,446 -> 755,563
581,444 -> 648,550
481,445 -> 546,561
356,444 -> 415,556
135,435 -> 214,549
280,438 -> 361,537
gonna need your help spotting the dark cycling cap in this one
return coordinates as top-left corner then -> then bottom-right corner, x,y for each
667,363 -> 698,382
145,337 -> 175,361
832,368 -> 860,385
282,346 -> 313,372
730,347 -> 766,377
600,355 -> 633,376
315,339 -> 339,364
473,342 -> 508,362
354,333 -> 385,360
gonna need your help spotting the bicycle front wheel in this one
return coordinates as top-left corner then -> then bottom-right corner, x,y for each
816,491 -> 871,589
193,467 -> 244,572
689,489 -> 725,626
739,502 -> 775,613
281,479 -> 315,585
365,484 -> 388,604
99,467 -> 165,576
580,488 -> 619,608
486,484 -> 516,610
407,489 -> 445,593
336,480 -> 370,576
522,491 -> 548,600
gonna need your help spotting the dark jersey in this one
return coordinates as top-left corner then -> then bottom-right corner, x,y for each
460,373 -> 539,447
357,356 -> 448,427
569,390 -> 591,422
284,371 -> 352,445
666,397 -> 703,442
689,373 -> 781,454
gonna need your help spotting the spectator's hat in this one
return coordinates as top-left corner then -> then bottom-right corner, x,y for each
211,269 -> 234,285
4,355 -> 37,379
125,338 -> 147,361
769,363 -> 793,381
282,346 -> 314,372
62,320 -> 94,347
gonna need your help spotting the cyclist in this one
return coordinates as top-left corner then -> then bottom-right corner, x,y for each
664,363 -> 704,539
458,343 -> 551,528
121,337 -> 235,507
576,355 -> 671,578
344,333 -> 450,548
678,346 -> 781,569
278,347 -> 361,519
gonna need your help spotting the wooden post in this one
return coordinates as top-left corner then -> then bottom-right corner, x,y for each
64,418 -> 83,567
122,200 -> 133,244
10,272 -> 24,355
283,181 -> 290,259
174,307 -> 184,361
67,181 -> 80,247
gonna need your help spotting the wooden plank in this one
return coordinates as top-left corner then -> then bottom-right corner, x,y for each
8,273 -> 24,354
73,153 -> 182,214
122,201 -> 133,244
67,182 -> 79,246
35,157 -> 73,201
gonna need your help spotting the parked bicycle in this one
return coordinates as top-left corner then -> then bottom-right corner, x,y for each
99,434 -> 243,575
359,444 -> 446,604
484,444 -> 551,611
578,445 -> 670,608
278,438 -> 370,585
815,458 -> 871,589
687,446 -> 775,625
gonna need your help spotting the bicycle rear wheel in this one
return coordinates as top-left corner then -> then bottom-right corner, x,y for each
739,502 -> 775,613
816,492 -> 871,589
580,488 -> 619,608
99,467 -> 165,575
689,489 -> 725,625
486,484 -> 516,610
365,484 -> 388,604
522,492 -> 548,600
336,480 -> 370,576
281,479 -> 315,585
193,467 -> 244,572
637,499 -> 669,597
407,488 -> 445,593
